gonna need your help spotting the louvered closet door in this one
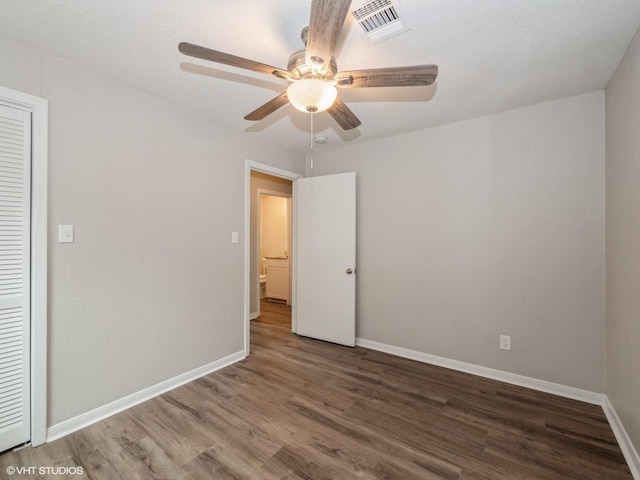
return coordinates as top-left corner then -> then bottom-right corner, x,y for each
0,103 -> 31,452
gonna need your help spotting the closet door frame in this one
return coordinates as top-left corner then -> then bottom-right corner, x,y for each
0,85 -> 48,447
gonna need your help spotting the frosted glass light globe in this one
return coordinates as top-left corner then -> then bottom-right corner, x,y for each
287,78 -> 337,113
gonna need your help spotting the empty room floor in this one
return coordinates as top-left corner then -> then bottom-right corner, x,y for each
0,301 -> 633,479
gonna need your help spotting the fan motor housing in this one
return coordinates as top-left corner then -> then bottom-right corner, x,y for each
287,50 -> 338,80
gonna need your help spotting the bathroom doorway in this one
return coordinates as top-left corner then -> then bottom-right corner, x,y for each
259,192 -> 291,305
249,170 -> 293,322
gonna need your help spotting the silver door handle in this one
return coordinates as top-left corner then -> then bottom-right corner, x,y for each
346,268 -> 354,274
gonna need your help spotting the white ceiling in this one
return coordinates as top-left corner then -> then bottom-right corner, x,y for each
1,0 -> 639,152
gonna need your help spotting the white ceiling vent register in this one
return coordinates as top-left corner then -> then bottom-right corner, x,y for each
351,0 -> 410,43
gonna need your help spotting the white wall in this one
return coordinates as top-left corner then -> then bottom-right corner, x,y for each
313,92 -> 606,392
0,36 -> 304,426
606,25 -> 640,453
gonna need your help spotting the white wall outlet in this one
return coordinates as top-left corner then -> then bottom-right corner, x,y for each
58,225 -> 74,243
231,231 -> 239,244
500,334 -> 512,351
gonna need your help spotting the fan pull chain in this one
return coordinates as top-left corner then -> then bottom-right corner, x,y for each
310,112 -> 314,169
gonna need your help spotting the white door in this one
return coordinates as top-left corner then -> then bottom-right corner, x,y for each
294,172 -> 356,347
0,103 -> 31,451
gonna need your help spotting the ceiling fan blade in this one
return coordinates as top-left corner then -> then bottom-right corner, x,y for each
305,0 -> 352,71
336,65 -> 439,88
244,92 -> 290,121
179,42 -> 290,79
328,97 -> 361,130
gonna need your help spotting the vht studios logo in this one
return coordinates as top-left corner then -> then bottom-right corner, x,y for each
6,465 -> 85,476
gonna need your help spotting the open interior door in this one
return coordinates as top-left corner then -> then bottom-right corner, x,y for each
294,172 -> 356,347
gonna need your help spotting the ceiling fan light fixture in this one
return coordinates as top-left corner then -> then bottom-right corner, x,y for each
287,78 -> 337,113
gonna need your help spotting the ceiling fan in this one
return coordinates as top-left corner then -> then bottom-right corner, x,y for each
178,0 -> 438,131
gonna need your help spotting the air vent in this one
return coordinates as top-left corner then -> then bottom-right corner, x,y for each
351,0 -> 409,43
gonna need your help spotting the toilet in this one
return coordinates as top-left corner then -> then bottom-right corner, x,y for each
260,258 -> 267,299
259,274 -> 267,299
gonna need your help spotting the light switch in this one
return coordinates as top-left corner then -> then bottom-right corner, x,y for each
59,225 -> 74,243
231,231 -> 239,244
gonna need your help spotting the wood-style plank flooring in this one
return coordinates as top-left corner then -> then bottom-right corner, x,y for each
1,300 -> 633,479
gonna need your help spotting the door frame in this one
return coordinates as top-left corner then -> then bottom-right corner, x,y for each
0,86 -> 48,446
244,160 -> 302,355
255,189 -> 292,319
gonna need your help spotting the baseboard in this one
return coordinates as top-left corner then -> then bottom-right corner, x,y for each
46,349 -> 246,442
355,338 -> 604,405
250,312 -> 259,320
602,397 -> 640,479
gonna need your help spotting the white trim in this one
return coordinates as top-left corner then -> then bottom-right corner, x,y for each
249,161 -> 303,180
356,338 -> 605,405
291,180 -> 298,334
250,312 -> 259,320
602,397 -> 640,479
46,350 -> 245,442
0,85 -> 48,447
244,160 -> 302,355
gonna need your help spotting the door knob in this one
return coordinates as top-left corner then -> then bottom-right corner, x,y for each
346,268 -> 353,274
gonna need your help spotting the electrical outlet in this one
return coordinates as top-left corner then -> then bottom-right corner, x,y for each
58,225 -> 74,243
500,335 -> 511,351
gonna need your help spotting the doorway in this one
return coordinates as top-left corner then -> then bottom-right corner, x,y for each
244,162 -> 357,355
244,161 -> 303,355
258,191 -> 291,310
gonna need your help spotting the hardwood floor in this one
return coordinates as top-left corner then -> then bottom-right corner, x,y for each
1,300 -> 633,479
